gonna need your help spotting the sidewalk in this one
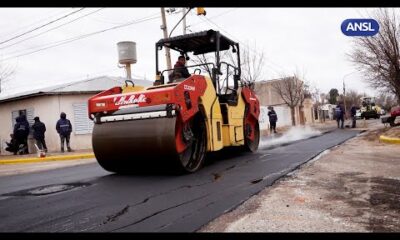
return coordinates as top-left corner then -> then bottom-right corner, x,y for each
200,120 -> 400,232
0,149 -> 96,176
379,126 -> 400,144
0,149 -> 94,165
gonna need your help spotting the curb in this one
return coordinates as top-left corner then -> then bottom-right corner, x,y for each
0,153 -> 95,165
379,135 -> 400,144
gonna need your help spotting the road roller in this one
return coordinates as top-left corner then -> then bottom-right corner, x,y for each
88,29 -> 260,173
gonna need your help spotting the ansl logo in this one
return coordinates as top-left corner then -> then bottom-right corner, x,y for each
341,19 -> 380,36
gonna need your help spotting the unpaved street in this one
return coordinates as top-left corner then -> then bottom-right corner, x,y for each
200,127 -> 400,232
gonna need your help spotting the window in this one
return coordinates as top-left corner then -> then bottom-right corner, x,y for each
73,103 -> 94,135
11,108 -> 34,135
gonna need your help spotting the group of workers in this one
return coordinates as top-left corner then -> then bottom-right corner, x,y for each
5,112 -> 73,155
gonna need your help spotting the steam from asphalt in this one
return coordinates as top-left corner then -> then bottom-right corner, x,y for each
260,126 -> 322,149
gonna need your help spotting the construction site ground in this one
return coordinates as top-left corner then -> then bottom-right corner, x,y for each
200,121 -> 400,232
1,118 -> 399,232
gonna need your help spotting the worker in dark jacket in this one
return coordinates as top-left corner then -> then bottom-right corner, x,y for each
56,112 -> 73,152
13,115 -> 30,154
335,103 -> 345,129
170,56 -> 191,82
32,116 -> 47,152
5,134 -> 18,155
350,105 -> 357,128
268,106 -> 278,134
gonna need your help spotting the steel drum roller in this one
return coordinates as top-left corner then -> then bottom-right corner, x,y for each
92,117 -> 179,172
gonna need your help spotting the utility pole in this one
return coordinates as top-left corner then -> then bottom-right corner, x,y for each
160,8 -> 172,70
182,8 -> 187,34
343,79 -> 347,119
342,71 -> 359,119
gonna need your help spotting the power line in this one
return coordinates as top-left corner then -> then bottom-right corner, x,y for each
169,8 -> 192,37
88,14 -> 132,25
0,8 -> 85,45
188,8 -> 238,28
0,8 -> 104,51
1,12 -> 161,61
0,8 -> 72,39
201,15 -> 290,75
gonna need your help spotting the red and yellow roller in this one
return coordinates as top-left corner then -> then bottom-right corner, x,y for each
88,30 -> 260,173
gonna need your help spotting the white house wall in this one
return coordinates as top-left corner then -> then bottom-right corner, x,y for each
259,105 -> 292,130
0,94 -> 94,155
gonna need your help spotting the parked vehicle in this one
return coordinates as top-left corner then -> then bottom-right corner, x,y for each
360,97 -> 380,119
355,109 -> 362,119
381,105 -> 400,126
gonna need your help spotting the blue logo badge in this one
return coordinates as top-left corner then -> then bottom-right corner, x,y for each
341,19 -> 379,36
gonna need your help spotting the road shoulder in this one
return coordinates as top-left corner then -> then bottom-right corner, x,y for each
200,126 -> 400,232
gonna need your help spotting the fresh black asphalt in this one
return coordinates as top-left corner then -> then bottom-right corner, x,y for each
0,129 -> 360,232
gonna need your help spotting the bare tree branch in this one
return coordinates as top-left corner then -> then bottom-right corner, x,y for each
349,9 -> 400,104
271,73 -> 305,126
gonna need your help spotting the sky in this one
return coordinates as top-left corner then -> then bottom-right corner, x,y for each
0,7 -> 383,99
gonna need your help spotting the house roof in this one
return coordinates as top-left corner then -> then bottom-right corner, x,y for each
0,75 -> 153,104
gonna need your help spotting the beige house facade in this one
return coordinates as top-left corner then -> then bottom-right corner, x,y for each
0,76 -> 152,155
254,78 -> 315,131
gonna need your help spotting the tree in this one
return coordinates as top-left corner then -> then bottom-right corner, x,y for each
375,92 -> 399,111
349,9 -> 400,104
328,88 -> 339,104
345,89 -> 363,111
191,41 -> 265,92
309,84 -> 321,104
239,42 -> 265,84
271,74 -> 304,126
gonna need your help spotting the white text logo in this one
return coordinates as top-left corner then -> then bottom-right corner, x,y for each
114,94 -> 147,106
184,85 -> 195,91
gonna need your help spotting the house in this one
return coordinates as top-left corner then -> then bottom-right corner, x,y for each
319,103 -> 337,120
0,76 -> 153,155
254,78 -> 314,131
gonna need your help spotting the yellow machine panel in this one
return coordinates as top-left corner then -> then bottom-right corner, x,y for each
220,89 -> 246,147
199,77 -> 224,152
121,85 -> 146,93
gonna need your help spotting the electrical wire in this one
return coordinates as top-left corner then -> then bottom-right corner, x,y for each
0,8 -> 85,45
201,15 -> 289,75
0,8 -> 104,51
188,8 -> 237,28
169,8 -> 192,38
0,8 -> 72,39
1,12 -> 161,61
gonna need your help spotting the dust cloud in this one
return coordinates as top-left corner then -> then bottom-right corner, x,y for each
260,126 -> 322,149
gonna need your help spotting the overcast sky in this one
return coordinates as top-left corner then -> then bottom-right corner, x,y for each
0,7 -> 382,99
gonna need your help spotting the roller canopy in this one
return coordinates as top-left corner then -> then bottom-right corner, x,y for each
156,29 -> 237,55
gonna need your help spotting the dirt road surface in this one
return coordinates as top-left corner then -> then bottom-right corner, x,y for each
200,126 -> 400,232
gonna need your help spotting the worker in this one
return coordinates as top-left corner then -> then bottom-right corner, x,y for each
267,106 -> 278,134
13,115 -> 30,154
56,112 -> 73,152
350,105 -> 357,128
5,134 -> 18,155
32,116 -> 48,152
335,103 -> 345,129
170,56 -> 191,82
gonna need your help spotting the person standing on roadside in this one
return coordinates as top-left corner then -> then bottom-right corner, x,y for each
335,103 -> 345,129
13,115 -> 30,154
56,112 -> 73,152
350,105 -> 357,128
32,116 -> 48,152
268,106 -> 278,134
